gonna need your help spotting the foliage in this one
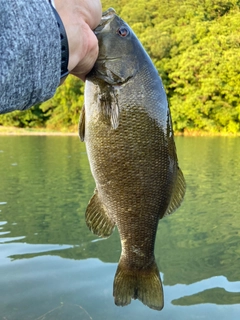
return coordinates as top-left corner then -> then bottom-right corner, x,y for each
40,75 -> 84,131
1,0 -> 240,133
0,103 -> 46,128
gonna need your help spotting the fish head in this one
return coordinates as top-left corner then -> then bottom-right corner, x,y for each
91,8 -> 143,85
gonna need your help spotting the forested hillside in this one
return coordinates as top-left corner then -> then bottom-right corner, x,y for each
1,0 -> 240,134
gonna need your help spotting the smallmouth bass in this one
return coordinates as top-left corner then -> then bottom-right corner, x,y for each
79,8 -> 186,311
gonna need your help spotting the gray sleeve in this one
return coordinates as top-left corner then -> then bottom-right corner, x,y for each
0,0 -> 61,114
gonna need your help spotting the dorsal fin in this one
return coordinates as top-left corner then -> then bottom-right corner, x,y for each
164,167 -> 186,217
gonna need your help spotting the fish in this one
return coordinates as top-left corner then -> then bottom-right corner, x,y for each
79,8 -> 186,311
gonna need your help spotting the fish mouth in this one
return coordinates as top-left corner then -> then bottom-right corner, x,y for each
97,57 -> 121,62
94,8 -> 116,34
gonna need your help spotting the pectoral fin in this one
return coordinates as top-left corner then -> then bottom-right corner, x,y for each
99,86 -> 120,129
164,167 -> 186,217
86,189 -> 115,238
109,90 -> 120,129
79,105 -> 85,142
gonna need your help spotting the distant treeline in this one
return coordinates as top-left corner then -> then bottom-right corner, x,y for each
1,0 -> 240,133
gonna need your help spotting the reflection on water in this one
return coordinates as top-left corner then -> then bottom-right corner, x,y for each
0,136 -> 240,319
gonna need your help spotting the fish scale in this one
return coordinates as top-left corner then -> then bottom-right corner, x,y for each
79,8 -> 186,310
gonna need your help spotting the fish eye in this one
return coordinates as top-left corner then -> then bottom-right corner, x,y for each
117,26 -> 129,37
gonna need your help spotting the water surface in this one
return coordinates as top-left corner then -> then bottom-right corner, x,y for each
0,136 -> 240,319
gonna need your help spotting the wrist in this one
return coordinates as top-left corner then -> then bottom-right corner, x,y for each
49,0 -> 69,83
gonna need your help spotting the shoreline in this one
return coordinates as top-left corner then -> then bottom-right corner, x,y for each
0,126 -> 239,137
0,126 -> 78,136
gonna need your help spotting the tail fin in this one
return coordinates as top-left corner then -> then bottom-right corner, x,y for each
113,259 -> 164,310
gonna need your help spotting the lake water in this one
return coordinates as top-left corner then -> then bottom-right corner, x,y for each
0,135 -> 239,320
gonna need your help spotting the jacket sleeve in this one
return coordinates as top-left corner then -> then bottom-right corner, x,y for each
0,0 -> 61,114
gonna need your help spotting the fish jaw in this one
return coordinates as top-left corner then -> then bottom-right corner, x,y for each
90,10 -> 144,85
94,8 -> 116,35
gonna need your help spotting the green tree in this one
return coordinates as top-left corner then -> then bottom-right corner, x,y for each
1,0 -> 240,134
40,75 -> 84,131
0,103 -> 46,128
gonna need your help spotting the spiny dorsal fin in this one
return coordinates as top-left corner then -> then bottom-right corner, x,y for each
164,167 -> 186,217
86,189 -> 115,238
78,105 -> 85,142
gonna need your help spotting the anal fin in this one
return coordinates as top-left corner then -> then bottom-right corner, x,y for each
86,189 -> 115,238
164,167 -> 186,217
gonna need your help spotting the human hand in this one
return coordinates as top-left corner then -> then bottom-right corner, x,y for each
54,0 -> 102,81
